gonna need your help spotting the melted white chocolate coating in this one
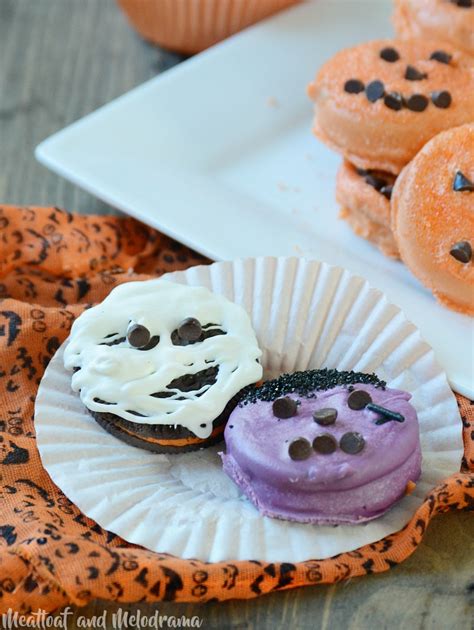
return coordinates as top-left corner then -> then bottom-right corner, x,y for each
64,280 -> 262,438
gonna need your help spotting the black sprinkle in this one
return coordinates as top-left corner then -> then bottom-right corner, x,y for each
431,90 -> 452,109
430,50 -> 452,64
453,171 -> 474,192
384,92 -> 404,111
344,79 -> 365,94
366,80 -> 385,102
380,47 -> 399,62
239,369 -> 385,405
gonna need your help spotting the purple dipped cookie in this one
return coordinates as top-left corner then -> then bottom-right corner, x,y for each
221,369 -> 421,525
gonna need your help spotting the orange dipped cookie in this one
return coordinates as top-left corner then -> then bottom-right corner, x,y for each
392,123 -> 474,315
307,39 -> 474,174
393,0 -> 474,56
336,161 -> 399,259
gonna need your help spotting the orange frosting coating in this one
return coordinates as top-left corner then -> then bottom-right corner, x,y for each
392,123 -> 474,314
308,39 -> 474,174
336,161 -> 399,258
393,0 -> 474,56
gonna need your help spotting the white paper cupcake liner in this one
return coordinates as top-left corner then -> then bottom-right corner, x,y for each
35,257 -> 463,562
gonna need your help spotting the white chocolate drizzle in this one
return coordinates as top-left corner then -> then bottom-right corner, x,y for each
64,280 -> 262,438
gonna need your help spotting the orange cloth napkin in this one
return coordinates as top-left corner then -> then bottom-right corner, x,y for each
0,205 -> 472,613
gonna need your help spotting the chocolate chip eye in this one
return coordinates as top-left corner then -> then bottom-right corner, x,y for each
313,434 -> 337,454
450,241 -> 472,263
273,397 -> 298,419
453,171 -> 474,192
126,323 -> 151,348
430,50 -> 452,64
380,47 -> 399,62
340,432 -> 365,454
177,317 -> 202,342
288,438 -> 312,461
344,79 -> 365,94
313,407 -> 337,426
347,389 -> 372,410
171,322 -> 226,346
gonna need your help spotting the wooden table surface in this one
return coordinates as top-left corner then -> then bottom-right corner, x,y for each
1,1 -> 473,628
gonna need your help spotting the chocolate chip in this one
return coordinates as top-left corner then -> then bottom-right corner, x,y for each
366,80 -> 385,102
384,92 -> 404,111
451,0 -> 472,7
364,174 -> 387,191
431,90 -> 452,108
288,438 -> 312,461
344,79 -> 365,94
347,389 -> 372,410
453,171 -> 474,192
313,434 -> 337,454
177,317 -> 202,342
126,323 -> 151,348
340,432 -> 365,454
380,47 -> 400,62
313,407 -> 338,426
380,184 -> 393,200
450,241 -> 472,263
356,167 -> 368,176
430,50 -> 452,64
406,94 -> 429,112
405,65 -> 427,81
273,396 -> 298,419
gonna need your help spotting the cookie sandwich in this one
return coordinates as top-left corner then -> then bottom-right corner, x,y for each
222,369 -> 421,524
64,279 -> 263,453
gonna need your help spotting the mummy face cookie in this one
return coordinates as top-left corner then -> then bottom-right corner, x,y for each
307,39 -> 474,173
393,0 -> 474,56
336,160 -> 399,258
392,123 -> 474,315
64,279 -> 263,453
221,369 -> 421,524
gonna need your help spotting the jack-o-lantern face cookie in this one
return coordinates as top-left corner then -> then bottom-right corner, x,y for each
393,0 -> 474,56
307,39 -> 474,174
336,160 -> 399,258
64,279 -> 263,453
392,123 -> 474,315
221,369 -> 421,524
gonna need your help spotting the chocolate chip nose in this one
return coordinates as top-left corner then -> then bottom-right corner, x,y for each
405,65 -> 427,81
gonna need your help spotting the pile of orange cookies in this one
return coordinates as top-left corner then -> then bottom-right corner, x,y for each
307,0 -> 474,315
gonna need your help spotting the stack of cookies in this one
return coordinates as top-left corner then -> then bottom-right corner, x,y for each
307,2 -> 474,315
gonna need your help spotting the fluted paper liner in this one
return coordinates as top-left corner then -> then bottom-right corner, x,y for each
35,257 -> 463,562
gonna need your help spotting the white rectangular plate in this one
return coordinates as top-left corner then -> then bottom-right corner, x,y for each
36,0 -> 474,397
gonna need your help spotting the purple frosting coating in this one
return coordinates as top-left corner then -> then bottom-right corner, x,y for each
221,382 -> 422,524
